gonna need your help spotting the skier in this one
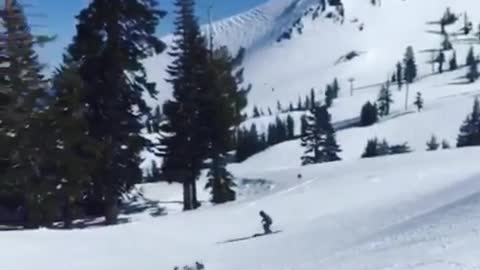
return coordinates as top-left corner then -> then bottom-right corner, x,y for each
259,210 -> 273,234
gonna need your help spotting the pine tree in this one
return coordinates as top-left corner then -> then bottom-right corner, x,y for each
289,102 -> 294,112
310,88 -> 316,108
362,138 -> 408,158
466,58 -> 479,83
267,123 -> 276,146
304,95 -> 310,110
426,135 -> 440,151
449,50 -> 458,71
436,51 -> 445,73
203,46 -> 248,204
404,46 -> 417,85
300,105 -> 340,165
45,56 -> 102,228
286,114 -> 295,139
277,100 -> 283,112
159,0 -> 208,211
441,35 -> 452,51
236,125 -> 264,162
332,78 -> 340,98
377,83 -> 393,116
414,92 -> 424,112
396,62 -> 403,90
297,96 -> 303,111
325,85 -> 335,108
268,107 -> 273,116
253,106 -> 261,118
378,139 -> 390,156
457,98 -> 480,147
275,116 -> 287,142
360,101 -> 378,126
466,46 -> 475,66
323,130 -> 341,162
300,114 -> 308,137
301,106 -> 323,165
361,138 -> 380,158
70,0 -> 165,223
0,0 -> 56,227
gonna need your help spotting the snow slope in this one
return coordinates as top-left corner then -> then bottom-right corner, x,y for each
143,0 -> 480,168
240,66 -> 480,170
4,148 -> 480,270
146,0 -> 480,110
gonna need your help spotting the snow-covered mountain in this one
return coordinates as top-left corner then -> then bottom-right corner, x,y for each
147,0 -> 480,109
143,0 -> 480,165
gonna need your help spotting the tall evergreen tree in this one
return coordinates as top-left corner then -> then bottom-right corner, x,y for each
203,46 -> 248,204
297,96 -> 303,111
300,105 -> 340,165
396,62 -> 403,90
304,95 -> 310,110
466,57 -> 479,83
236,125 -> 265,162
300,114 -> 308,137
45,56 -> 101,228
332,78 -> 340,98
457,98 -> 480,147
449,50 -> 458,71
161,0 -> 210,210
325,85 -> 335,108
0,0 -> 55,227
377,83 -> 393,116
404,46 -> 417,85
67,0 -> 165,223
466,46 -> 476,66
286,114 -> 295,139
436,51 -> 445,73
323,130 -> 341,162
275,116 -> 287,142
310,88 -> 316,108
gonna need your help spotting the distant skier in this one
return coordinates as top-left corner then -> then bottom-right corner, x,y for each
259,210 -> 273,234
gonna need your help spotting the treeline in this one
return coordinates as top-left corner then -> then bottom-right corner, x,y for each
250,78 -> 340,118
0,0 -> 251,228
0,0 -> 166,227
236,115 -> 295,161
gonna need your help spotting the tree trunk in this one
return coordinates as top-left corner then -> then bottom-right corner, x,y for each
211,156 -> 220,203
104,192 -> 118,225
183,180 -> 193,211
63,196 -> 73,229
192,176 -> 200,209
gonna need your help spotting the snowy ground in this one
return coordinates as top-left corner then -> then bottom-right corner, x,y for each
3,147 -> 480,270
4,1 -> 480,270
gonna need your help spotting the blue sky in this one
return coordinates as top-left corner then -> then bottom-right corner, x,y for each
29,0 -> 266,72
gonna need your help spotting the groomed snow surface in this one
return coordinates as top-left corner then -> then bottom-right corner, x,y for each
4,147 -> 480,270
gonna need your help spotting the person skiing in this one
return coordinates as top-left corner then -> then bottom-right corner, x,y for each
259,210 -> 273,234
